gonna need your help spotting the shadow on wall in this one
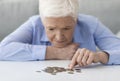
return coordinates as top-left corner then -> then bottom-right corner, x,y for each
116,31 -> 120,38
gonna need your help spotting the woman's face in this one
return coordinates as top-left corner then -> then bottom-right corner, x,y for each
42,16 -> 76,48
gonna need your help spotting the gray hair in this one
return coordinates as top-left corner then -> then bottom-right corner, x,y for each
39,0 -> 79,20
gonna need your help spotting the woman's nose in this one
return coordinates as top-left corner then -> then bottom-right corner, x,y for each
55,31 -> 64,40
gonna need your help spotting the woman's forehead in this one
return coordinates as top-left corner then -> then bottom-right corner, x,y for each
42,16 -> 76,26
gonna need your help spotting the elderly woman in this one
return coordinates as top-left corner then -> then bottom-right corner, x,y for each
0,0 -> 120,69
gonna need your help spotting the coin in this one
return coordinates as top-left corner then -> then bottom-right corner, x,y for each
36,71 -> 41,72
41,66 -> 81,75
74,67 -> 81,73
54,67 -> 66,72
66,68 -> 74,71
76,70 -> 81,73
51,72 -> 56,75
68,71 -> 74,74
43,67 -> 54,73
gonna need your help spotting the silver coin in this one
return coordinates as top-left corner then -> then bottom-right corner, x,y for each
68,71 -> 74,74
36,71 -> 41,72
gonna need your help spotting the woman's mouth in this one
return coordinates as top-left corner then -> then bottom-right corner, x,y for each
55,41 -> 65,43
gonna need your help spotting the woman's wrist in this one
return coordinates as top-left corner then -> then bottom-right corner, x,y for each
45,46 -> 58,60
97,51 -> 109,64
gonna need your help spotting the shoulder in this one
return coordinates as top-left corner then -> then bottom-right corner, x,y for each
77,14 -> 99,26
29,15 -> 42,23
28,15 -> 44,28
29,15 -> 41,22
77,14 -> 100,33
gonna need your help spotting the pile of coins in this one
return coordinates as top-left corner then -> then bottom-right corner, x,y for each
36,66 -> 81,75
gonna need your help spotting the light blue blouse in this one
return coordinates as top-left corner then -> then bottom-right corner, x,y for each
0,14 -> 120,65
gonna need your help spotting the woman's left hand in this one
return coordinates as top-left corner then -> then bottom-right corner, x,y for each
68,48 -> 109,69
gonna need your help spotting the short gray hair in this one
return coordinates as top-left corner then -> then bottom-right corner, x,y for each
39,0 -> 79,20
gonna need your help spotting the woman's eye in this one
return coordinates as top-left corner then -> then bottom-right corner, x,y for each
64,28 -> 70,30
49,28 -> 54,31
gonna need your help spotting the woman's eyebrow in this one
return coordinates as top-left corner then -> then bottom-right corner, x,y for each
47,26 -> 57,28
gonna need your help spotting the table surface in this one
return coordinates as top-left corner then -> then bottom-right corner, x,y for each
0,60 -> 119,81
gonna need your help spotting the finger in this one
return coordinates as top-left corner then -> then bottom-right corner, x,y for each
69,52 -> 78,69
76,48 -> 86,66
81,50 -> 90,66
86,52 -> 95,65
68,50 -> 79,69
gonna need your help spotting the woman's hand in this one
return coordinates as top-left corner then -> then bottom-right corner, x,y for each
45,43 -> 79,60
69,48 -> 109,69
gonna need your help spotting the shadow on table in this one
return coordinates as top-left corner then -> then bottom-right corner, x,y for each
76,63 -> 120,69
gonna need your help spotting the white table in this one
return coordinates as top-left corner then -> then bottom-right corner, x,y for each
0,60 -> 119,81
